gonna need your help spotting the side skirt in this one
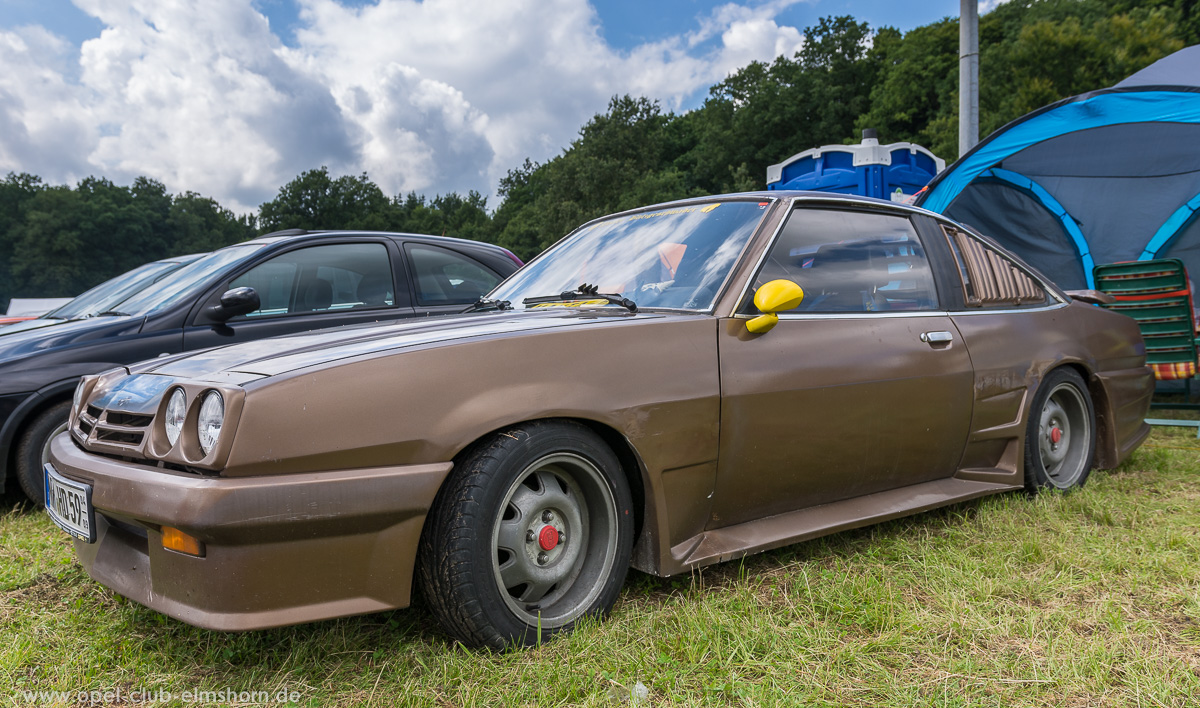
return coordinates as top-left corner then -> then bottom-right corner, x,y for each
667,477 -> 1020,574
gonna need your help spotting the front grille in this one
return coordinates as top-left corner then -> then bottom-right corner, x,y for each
106,412 -> 153,427
74,403 -> 154,457
96,429 -> 144,445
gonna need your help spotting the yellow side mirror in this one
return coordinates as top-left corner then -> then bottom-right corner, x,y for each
746,279 -> 804,334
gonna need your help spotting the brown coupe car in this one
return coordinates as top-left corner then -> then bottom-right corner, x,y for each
46,193 -> 1153,649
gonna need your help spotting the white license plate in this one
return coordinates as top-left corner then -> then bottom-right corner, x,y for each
44,465 -> 95,543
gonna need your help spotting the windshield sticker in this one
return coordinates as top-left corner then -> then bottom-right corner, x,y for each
528,299 -> 611,309
627,203 -> 721,221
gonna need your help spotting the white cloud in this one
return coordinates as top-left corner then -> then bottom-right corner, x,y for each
978,0 -> 1012,13
0,0 -> 816,212
0,25 -> 96,184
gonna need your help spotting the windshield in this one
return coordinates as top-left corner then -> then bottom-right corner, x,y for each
112,244 -> 268,316
489,200 -> 768,311
47,258 -> 197,320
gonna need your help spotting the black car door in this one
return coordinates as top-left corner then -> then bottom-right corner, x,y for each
183,238 -> 416,350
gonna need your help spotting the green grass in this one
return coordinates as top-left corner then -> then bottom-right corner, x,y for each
4,429 -> 1200,706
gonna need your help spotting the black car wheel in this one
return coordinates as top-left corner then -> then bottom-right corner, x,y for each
1024,368 -> 1095,491
418,420 -> 634,650
16,401 -> 72,506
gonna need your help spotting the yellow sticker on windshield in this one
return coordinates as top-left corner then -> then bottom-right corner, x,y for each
623,203 -> 722,221
529,299 -> 611,309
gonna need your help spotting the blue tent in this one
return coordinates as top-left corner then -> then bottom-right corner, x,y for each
916,45 -> 1200,289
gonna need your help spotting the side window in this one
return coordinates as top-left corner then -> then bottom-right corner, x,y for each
406,244 -> 502,306
228,242 -> 394,317
941,225 -> 1049,308
747,208 -> 938,313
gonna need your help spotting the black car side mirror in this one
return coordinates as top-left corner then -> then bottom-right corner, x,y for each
208,287 -> 260,322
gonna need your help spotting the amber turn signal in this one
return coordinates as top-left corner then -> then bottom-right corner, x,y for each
162,526 -> 204,557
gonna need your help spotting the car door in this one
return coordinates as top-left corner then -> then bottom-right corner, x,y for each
403,242 -> 508,316
183,239 -> 416,350
710,205 -> 975,528
935,220 -> 1062,473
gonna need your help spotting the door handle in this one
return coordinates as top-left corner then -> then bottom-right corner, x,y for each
920,331 -> 953,344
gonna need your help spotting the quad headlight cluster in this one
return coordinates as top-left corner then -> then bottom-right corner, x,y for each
163,387 -> 226,456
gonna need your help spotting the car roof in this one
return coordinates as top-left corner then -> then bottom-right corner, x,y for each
239,229 -> 512,253
157,252 -> 207,265
577,190 -> 942,231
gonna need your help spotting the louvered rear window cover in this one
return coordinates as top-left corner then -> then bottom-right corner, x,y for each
943,226 -> 1045,307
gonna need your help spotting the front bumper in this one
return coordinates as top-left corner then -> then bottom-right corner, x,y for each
48,433 -> 452,631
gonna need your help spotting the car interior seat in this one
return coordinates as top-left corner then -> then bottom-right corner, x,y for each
300,278 -> 334,311
356,273 -> 392,307
808,244 -> 872,311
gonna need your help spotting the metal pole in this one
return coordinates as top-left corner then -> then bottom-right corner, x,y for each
959,0 -> 979,156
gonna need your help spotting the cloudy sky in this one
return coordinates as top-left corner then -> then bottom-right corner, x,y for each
0,0 -> 970,212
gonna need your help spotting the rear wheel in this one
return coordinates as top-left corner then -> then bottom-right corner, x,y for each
16,401 -> 72,506
418,420 -> 634,650
1024,368 -> 1095,491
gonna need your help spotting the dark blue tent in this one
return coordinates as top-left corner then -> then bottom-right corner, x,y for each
916,45 -> 1200,289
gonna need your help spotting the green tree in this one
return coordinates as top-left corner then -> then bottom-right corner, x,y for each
0,173 -> 45,310
392,190 -> 493,242
168,192 -> 257,254
492,96 -> 701,258
258,167 -> 396,232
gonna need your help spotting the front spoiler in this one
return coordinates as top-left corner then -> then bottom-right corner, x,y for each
48,433 -> 452,631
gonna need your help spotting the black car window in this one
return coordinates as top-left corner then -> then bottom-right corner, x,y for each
229,242 -> 394,317
746,208 -> 939,314
406,244 -> 502,305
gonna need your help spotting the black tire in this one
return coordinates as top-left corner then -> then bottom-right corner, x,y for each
16,401 -> 73,506
1023,368 -> 1095,492
418,420 -> 634,650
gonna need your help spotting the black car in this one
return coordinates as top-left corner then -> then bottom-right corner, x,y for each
0,230 -> 522,503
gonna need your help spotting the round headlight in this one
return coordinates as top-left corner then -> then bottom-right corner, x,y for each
164,388 -> 186,446
197,391 -> 224,455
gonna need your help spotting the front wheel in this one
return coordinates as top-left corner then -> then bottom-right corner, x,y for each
16,401 -> 72,506
1023,368 -> 1096,491
418,421 -> 634,649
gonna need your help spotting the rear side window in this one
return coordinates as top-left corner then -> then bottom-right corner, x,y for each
229,242 -> 394,317
941,225 -> 1049,308
747,208 -> 938,313
406,244 -> 502,305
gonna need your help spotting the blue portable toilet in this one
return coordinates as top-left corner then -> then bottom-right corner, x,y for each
766,129 -> 945,203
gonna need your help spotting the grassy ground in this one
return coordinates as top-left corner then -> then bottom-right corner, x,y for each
3,428 -> 1200,707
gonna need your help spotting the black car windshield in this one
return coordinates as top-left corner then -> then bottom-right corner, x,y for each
488,200 -> 769,311
46,257 -> 201,320
111,244 -> 269,316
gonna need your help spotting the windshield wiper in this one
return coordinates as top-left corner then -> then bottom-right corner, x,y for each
95,310 -> 132,317
522,283 -> 638,313
463,297 -> 512,313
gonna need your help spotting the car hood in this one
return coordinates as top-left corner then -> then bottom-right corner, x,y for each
143,309 -> 672,380
0,315 -> 143,365
0,317 -> 63,335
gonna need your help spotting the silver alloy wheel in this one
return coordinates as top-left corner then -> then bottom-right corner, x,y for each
40,420 -> 70,467
490,452 -> 619,628
1038,382 -> 1091,488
